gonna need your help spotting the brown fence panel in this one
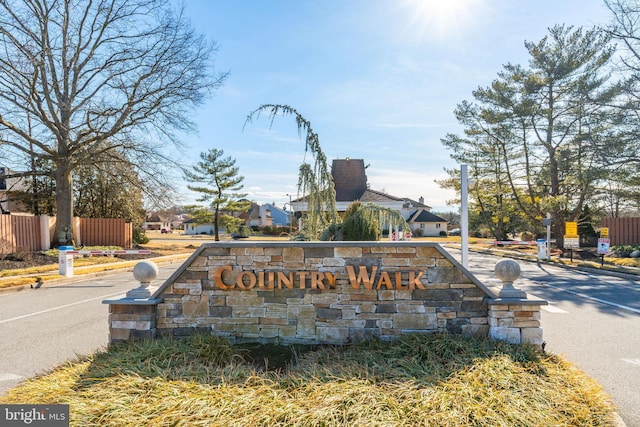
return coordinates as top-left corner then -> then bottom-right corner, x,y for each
0,215 -> 41,254
80,218 -> 132,248
602,217 -> 640,246
0,215 -> 16,254
13,215 -> 40,252
1,215 -> 133,253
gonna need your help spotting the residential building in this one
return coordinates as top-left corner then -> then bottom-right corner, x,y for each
291,158 -> 447,236
142,213 -> 172,231
407,209 -> 448,237
245,202 -> 291,228
0,167 -> 29,214
183,218 -> 216,235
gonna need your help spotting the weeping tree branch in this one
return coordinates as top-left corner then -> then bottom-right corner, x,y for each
244,104 -> 338,239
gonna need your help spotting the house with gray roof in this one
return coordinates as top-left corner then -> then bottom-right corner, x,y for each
291,158 -> 447,236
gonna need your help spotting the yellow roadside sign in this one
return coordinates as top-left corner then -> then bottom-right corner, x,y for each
601,227 -> 609,238
565,221 -> 578,237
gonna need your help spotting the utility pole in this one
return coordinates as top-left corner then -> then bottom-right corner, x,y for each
287,193 -> 294,233
461,165 -> 469,269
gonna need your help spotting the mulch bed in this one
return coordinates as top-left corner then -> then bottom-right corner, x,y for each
0,251 -> 163,273
0,252 -> 59,271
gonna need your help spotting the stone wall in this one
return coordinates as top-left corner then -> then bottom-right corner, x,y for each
104,242 -> 546,347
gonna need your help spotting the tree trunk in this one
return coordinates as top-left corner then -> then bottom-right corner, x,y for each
54,165 -> 74,246
213,209 -> 220,242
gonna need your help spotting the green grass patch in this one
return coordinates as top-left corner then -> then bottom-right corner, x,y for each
0,334 -> 614,426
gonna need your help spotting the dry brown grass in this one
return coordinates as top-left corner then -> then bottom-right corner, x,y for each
0,334 -> 615,426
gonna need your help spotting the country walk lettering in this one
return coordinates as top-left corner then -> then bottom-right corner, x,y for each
213,265 -> 425,291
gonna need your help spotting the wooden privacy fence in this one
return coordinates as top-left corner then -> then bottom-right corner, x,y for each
0,214 -> 132,254
80,218 -> 132,248
0,215 -> 41,254
601,217 -> 640,246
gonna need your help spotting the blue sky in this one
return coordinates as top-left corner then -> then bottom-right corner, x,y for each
175,0 -> 612,212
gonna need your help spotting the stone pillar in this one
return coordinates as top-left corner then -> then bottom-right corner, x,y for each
102,260 -> 162,345
488,259 -> 547,349
488,299 -> 546,347
105,300 -> 161,343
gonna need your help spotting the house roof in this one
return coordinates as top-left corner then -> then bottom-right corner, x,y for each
403,198 -> 429,209
358,188 -> 405,203
409,209 -> 447,223
292,158 -> 433,211
248,202 -> 261,220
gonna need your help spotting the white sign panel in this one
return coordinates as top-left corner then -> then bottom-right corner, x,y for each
564,236 -> 580,249
597,238 -> 610,255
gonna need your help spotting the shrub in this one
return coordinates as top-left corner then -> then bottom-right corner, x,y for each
520,232 -> 536,241
133,227 -> 149,244
611,244 -> 640,257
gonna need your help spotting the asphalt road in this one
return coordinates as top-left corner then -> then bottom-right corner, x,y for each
448,247 -> 640,427
0,264 -> 178,395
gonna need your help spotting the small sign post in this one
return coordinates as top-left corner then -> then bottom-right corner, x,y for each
597,238 -> 610,267
563,236 -> 580,261
564,222 -> 579,261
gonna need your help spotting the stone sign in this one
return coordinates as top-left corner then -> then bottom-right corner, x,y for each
104,241 -> 546,348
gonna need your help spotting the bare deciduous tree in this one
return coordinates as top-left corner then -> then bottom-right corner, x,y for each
0,0 -> 226,245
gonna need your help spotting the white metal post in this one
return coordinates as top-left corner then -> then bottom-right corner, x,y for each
461,165 -> 469,269
546,212 -> 551,260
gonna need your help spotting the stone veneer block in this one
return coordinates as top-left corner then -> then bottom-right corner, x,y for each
396,303 -> 426,314
490,326 -> 521,344
394,313 -> 437,330
396,247 -> 416,254
182,301 -> 209,317
317,326 -> 348,342
283,247 -> 304,262
190,256 -> 208,267
369,246 -> 397,254
109,328 -> 132,341
521,327 -> 544,345
174,281 -> 202,295
236,247 -> 264,256
335,247 -> 363,258
201,247 -> 232,256
382,257 -> 411,267
322,257 -> 346,267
